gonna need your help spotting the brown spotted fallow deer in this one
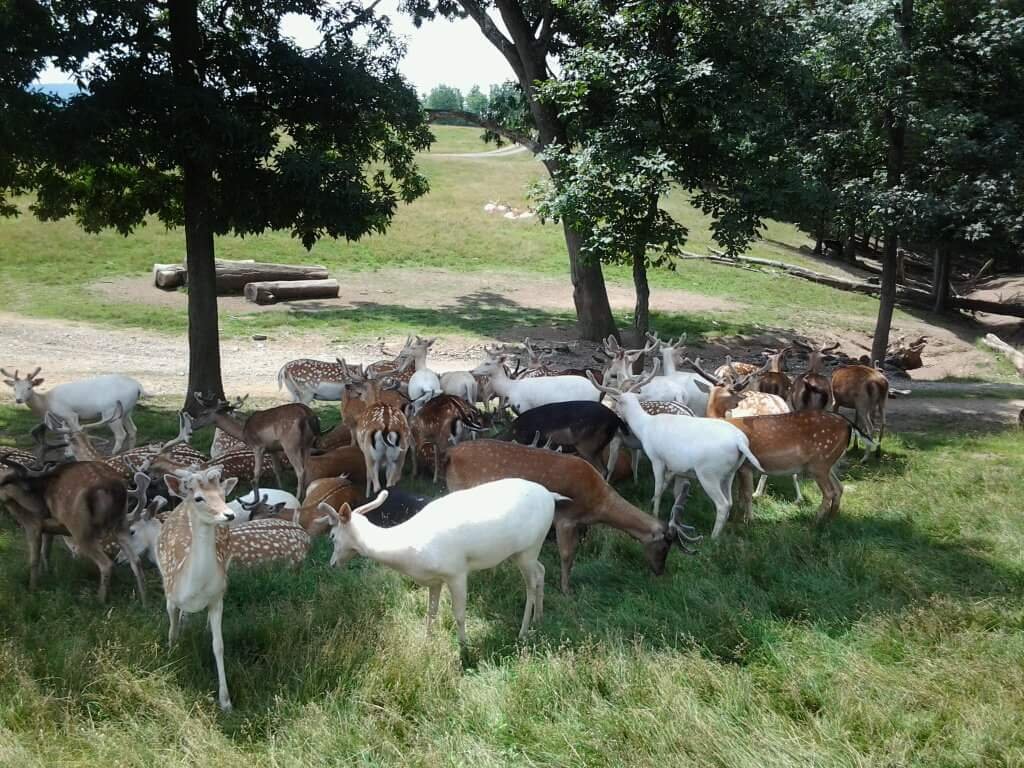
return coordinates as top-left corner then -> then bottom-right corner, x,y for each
411,395 -> 486,482
277,357 -> 362,404
446,440 -> 700,593
355,401 -> 412,496
756,347 -> 793,400
192,394 -> 320,500
0,458 -> 147,604
831,363 -> 889,460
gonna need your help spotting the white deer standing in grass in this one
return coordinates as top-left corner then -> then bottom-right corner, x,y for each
157,467 -> 238,712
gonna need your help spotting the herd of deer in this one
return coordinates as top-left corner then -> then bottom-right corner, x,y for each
0,332 -> 889,711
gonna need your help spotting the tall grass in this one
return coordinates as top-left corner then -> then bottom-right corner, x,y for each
1,405 -> 1022,765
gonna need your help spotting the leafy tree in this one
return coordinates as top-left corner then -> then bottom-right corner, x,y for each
404,0 -> 619,341
1,0 -> 430,409
424,83 -> 464,111
464,84 -> 488,114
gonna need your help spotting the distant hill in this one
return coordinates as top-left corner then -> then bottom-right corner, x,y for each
33,82 -> 81,99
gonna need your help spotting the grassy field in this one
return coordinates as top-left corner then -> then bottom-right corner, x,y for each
0,126 -> 895,343
1,404 -> 1023,766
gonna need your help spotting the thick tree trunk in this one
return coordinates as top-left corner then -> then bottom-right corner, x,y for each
170,0 -> 225,411
563,221 -> 618,342
932,246 -> 951,313
871,0 -> 913,367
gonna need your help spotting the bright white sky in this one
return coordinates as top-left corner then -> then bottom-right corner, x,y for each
38,1 -> 516,98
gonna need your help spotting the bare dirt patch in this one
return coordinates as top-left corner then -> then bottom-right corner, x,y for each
90,268 -> 742,318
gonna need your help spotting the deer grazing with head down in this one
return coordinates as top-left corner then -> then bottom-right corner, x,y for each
446,440 -> 700,592
790,341 -> 839,412
191,394 -> 320,500
472,349 -> 599,415
0,458 -> 147,603
2,367 -> 148,453
317,480 -> 565,644
277,357 -> 361,404
831,363 -> 889,460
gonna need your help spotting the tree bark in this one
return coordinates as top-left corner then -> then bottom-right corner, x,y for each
632,248 -> 650,347
870,0 -> 913,367
170,0 -> 225,411
564,222 -> 618,341
932,246 -> 951,313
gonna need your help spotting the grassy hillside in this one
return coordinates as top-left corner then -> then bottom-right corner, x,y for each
0,127 -> 891,342
0,403 -> 1022,766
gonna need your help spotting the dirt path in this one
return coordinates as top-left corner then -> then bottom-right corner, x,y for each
3,312 -> 1022,432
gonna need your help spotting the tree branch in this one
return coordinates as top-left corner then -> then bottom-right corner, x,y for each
455,0 -> 523,79
425,109 -> 540,154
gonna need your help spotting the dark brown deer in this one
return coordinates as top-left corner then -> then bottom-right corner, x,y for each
790,341 -> 839,412
831,363 -> 889,460
756,347 -> 793,400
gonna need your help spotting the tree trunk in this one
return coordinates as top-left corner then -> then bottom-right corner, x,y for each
932,246 -> 951,313
813,212 -> 826,255
842,224 -> 856,262
871,0 -> 913,367
563,221 -> 618,342
170,0 -> 225,411
632,248 -> 650,347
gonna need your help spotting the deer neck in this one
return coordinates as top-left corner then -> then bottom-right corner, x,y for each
213,412 -> 246,441
660,349 -> 677,375
26,390 -> 48,418
618,397 -> 651,437
347,516 -> 415,571
177,506 -> 228,584
69,432 -> 101,462
412,350 -> 428,371
594,486 -> 664,543
489,368 -> 512,397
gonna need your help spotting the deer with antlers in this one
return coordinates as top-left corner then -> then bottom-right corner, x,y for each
191,394 -> 320,500
756,347 -> 793,400
410,394 -> 486,482
790,341 -> 839,412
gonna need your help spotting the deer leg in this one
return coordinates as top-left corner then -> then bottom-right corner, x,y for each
268,453 -> 285,489
117,530 -> 147,607
24,525 -> 43,590
166,599 -> 181,647
432,444 -> 441,484
516,555 -> 537,639
123,414 -> 138,451
875,401 -> 886,458
736,465 -> 754,524
697,467 -> 734,539
40,532 -> 52,573
251,445 -> 265,498
532,561 -> 545,625
208,598 -> 232,712
631,446 -> 643,484
753,473 -> 768,498
554,518 -> 580,594
605,434 -> 622,481
109,419 -> 128,455
650,458 -> 667,519
425,583 -> 442,634
828,468 -> 844,519
447,573 -> 469,645
812,467 -> 833,525
792,474 -> 803,503
79,539 -> 114,604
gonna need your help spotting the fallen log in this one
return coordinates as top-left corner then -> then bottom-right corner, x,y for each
154,261 -> 329,293
244,279 -> 340,305
682,251 -> 1024,319
981,334 -> 1024,377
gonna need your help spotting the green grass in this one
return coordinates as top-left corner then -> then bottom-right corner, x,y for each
0,124 -> 923,348
1,405 -> 1023,766
424,124 -> 497,154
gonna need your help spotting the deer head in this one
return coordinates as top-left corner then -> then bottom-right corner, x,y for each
1,367 -> 43,405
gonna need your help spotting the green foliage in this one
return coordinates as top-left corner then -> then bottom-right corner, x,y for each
1,405 -> 1024,764
464,84 -> 488,115
424,82 -> 465,112
1,1 -> 431,250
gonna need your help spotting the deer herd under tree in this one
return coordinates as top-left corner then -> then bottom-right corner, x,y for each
2,331 -> 899,711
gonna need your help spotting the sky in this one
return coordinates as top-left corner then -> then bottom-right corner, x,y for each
38,1 -> 517,98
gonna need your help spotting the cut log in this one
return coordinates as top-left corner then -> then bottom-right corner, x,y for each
153,261 -> 329,293
982,334 -> 1024,377
244,279 -> 340,305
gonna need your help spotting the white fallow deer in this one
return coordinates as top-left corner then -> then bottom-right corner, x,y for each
317,479 -> 566,644
472,350 -> 599,414
588,363 -> 763,538
157,467 -> 239,712
2,367 -> 148,453
405,336 -> 443,404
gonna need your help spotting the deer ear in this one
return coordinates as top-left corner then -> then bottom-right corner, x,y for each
220,477 -> 238,497
2,379 -> 13,387
31,378 -> 44,387
316,501 -> 342,525
694,380 -> 711,394
164,474 -> 185,499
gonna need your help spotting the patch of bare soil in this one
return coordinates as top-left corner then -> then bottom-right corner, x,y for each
91,269 -> 742,318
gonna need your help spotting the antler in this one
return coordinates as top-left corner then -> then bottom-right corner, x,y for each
621,358 -> 661,393
127,471 -> 151,520
0,367 -> 18,380
684,357 -> 723,387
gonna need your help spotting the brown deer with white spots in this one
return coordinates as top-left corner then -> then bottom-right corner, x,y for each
227,518 -> 311,569
831,364 -> 889,460
191,395 -> 320,500
790,341 -> 839,412
157,467 -> 238,712
446,440 -> 699,593
355,402 -> 411,496
0,458 -> 147,604
277,357 -> 361,404
724,411 -> 869,525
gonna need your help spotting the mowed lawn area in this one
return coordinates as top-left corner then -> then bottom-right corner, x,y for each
0,403 -> 1023,766
0,126 -> 888,342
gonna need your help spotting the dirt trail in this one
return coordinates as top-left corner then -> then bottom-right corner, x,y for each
2,312 -> 1022,432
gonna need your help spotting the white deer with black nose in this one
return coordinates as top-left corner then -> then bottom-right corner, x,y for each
157,467 -> 238,711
